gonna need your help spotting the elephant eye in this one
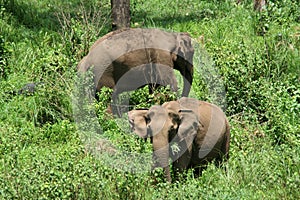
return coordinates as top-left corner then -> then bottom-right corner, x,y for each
144,116 -> 151,124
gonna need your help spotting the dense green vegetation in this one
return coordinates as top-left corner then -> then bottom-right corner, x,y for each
1,0 -> 299,199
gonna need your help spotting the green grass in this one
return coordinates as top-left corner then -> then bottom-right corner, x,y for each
0,0 -> 299,199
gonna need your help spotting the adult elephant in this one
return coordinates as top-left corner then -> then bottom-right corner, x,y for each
128,97 -> 230,182
77,28 -> 194,112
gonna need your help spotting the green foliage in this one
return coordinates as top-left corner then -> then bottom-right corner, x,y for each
0,35 -> 9,79
0,0 -> 299,199
55,0 -> 111,60
128,85 -> 178,108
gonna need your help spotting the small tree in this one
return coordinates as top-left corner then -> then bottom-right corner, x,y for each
111,0 -> 130,30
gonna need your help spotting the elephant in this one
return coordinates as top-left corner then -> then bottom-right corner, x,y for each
77,28 -> 194,114
128,97 -> 230,182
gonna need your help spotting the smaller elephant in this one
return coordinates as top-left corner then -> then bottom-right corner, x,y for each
128,97 -> 230,182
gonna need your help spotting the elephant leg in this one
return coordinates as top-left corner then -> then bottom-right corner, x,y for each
111,103 -> 121,117
111,90 -> 125,117
151,157 -> 172,183
172,150 -> 191,181
148,83 -> 160,94
190,164 -> 205,178
171,140 -> 193,181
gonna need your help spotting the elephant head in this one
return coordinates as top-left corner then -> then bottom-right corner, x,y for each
128,99 -> 200,182
128,105 -> 176,182
128,97 -> 230,183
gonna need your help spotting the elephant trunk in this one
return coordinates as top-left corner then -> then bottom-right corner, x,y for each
182,65 -> 193,97
152,132 -> 172,183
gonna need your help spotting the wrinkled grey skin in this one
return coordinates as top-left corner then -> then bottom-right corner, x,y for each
77,28 -> 194,103
128,97 -> 230,182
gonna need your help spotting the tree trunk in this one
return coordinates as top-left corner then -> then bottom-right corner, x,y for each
111,0 -> 130,30
254,0 -> 267,12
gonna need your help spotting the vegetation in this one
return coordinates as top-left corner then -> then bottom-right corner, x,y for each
0,0 -> 299,199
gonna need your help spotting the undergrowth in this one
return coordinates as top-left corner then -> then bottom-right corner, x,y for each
0,0 -> 299,199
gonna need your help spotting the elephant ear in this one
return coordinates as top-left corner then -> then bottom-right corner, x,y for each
128,109 -> 149,138
168,109 -> 199,162
177,109 -> 200,145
